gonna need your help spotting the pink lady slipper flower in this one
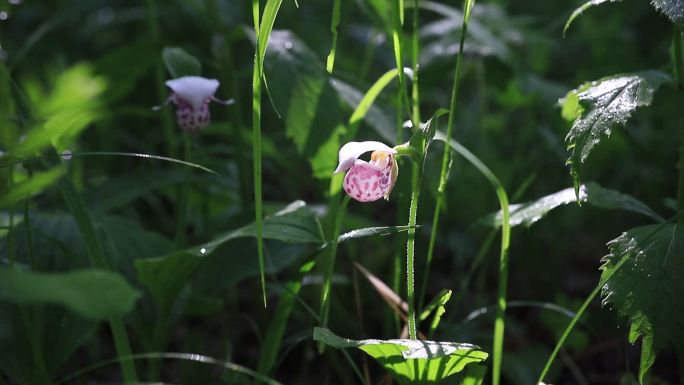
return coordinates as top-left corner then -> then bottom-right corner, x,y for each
334,141 -> 398,202
157,76 -> 233,132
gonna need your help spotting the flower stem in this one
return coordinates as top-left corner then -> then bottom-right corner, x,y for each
326,0 -> 342,74
406,161 -> 421,339
174,134 -> 191,248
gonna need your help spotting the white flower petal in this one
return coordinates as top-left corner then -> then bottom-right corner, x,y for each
166,76 -> 220,110
333,141 -> 396,174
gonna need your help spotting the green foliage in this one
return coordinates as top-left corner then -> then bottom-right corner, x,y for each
601,224 -> 684,382
162,47 -> 202,78
562,71 -> 671,195
313,327 -> 488,385
481,182 -> 663,228
0,267 -> 140,320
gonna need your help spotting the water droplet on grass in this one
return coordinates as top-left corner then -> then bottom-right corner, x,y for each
200,247 -> 207,254
61,150 -> 73,160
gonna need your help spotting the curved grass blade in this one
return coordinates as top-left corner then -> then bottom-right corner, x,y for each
57,352 -> 283,385
433,131 -> 510,385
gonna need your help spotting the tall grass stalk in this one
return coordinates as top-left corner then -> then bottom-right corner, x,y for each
420,0 -> 474,309
49,150 -> 139,383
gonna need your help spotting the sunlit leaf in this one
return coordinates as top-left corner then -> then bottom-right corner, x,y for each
0,267 -> 140,320
337,225 -> 413,244
481,182 -> 663,228
562,71 -> 671,195
162,47 -> 201,78
601,224 -> 684,382
314,327 -> 488,385
651,0 -> 684,28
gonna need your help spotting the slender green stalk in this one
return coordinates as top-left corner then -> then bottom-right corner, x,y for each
49,150 -> 138,384
406,161 -> 421,339
145,0 -> 176,159
319,195 -> 350,340
420,0 -> 475,309
175,134 -> 191,248
326,0 -> 342,74
252,0 -> 267,307
673,30 -> 684,224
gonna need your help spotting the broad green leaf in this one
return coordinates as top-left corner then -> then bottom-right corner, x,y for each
135,201 -> 323,314
651,0 -> 684,28
601,224 -> 684,382
562,71 -> 671,195
462,364 -> 487,385
481,182 -> 663,228
0,166 -> 65,209
162,47 -> 201,78
314,327 -> 488,385
563,0 -> 621,37
263,30 -> 344,179
0,267 -> 140,320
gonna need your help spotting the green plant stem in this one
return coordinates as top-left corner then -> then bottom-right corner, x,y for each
326,0 -> 342,73
145,0 -> 175,159
673,30 -> 684,224
319,194 -> 350,342
420,0 -> 475,310
49,150 -> 138,384
406,161 -> 421,340
175,134 -> 191,248
252,0 -> 267,307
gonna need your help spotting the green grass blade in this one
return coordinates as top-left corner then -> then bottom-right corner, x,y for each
434,131 -> 509,385
252,0 -> 283,307
420,0 -> 475,310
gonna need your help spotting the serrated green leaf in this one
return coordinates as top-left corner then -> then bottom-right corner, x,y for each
313,327 -> 488,385
135,201 -> 322,314
651,0 -> 684,28
0,267 -> 140,320
601,224 -> 684,382
563,71 -> 671,194
481,182 -> 662,228
162,47 -> 201,78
